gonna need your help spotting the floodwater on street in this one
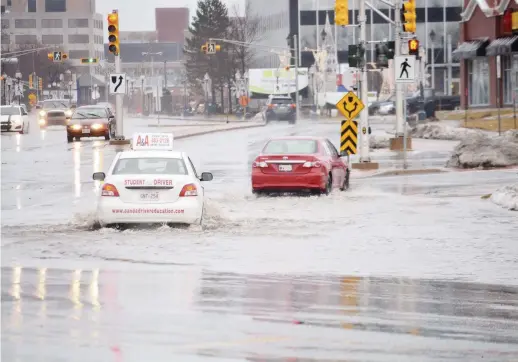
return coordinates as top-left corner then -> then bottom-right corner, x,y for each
2,114 -> 518,361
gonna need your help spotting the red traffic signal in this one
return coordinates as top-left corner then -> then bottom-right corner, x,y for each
408,39 -> 419,55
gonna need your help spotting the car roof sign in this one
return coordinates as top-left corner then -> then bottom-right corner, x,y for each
131,133 -> 174,151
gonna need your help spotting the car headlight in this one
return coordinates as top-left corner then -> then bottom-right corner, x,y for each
91,123 -> 104,130
71,124 -> 81,130
39,110 -> 46,116
38,119 -> 46,125
65,110 -> 72,117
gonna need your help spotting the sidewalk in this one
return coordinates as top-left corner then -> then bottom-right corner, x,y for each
138,114 -> 245,123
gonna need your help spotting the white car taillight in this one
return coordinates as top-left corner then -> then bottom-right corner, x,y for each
303,161 -> 321,168
179,183 -> 198,197
253,161 -> 268,168
101,183 -> 119,197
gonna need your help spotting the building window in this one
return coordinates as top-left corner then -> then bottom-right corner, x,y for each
41,19 -> 63,28
28,0 -> 36,12
45,0 -> 66,12
7,0 -> 12,6
1,19 -> 9,28
502,55 -> 514,105
15,34 -> 38,44
69,50 -> 90,59
14,19 -> 37,28
467,58 -> 490,106
68,19 -> 89,28
42,34 -> 63,44
68,34 -> 89,44
1,33 -> 9,44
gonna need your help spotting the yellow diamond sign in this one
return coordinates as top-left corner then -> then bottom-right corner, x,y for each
336,91 -> 365,121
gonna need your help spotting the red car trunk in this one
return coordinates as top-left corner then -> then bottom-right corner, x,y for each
255,154 -> 318,175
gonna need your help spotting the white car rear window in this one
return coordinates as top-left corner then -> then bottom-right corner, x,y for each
113,158 -> 188,175
263,139 -> 318,155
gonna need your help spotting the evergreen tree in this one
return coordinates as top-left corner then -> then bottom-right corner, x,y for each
184,0 -> 233,105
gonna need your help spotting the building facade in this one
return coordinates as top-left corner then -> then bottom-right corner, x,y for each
247,0 -> 463,93
155,7 -> 189,44
1,0 -> 104,74
455,0 -> 518,108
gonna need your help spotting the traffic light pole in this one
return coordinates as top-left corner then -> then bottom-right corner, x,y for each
359,0 -> 371,163
115,53 -> 124,139
394,0 -> 404,138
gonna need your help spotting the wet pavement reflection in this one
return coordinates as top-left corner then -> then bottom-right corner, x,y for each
2,266 -> 518,362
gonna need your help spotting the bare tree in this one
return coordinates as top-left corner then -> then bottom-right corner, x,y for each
228,2 -> 262,73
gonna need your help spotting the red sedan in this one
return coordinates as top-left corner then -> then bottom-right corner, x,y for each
251,136 -> 350,195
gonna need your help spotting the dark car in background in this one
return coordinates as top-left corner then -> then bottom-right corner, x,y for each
263,95 -> 296,124
38,99 -> 74,128
66,105 -> 116,142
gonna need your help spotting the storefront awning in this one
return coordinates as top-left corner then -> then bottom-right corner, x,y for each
452,38 -> 489,60
486,36 -> 518,56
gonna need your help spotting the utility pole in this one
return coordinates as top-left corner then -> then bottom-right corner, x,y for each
358,0 -> 370,162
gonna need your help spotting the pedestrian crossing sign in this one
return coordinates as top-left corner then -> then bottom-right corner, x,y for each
395,55 -> 416,84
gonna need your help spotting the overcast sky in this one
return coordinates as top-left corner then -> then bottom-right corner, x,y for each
96,0 -> 245,32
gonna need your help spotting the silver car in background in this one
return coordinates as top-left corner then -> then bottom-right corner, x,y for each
38,99 -> 74,128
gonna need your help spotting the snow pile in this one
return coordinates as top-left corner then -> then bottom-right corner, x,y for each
446,132 -> 518,168
502,129 -> 518,143
411,123 -> 483,141
369,134 -> 390,149
490,184 -> 518,211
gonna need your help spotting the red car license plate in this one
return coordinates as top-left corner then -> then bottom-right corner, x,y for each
279,164 -> 292,172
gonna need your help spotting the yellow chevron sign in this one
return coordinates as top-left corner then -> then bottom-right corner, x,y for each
340,120 -> 358,155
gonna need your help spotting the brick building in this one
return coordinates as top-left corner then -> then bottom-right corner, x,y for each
155,7 -> 189,44
455,0 -> 518,108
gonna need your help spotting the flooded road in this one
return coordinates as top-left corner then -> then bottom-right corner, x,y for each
2,115 -> 518,361
2,267 -> 518,362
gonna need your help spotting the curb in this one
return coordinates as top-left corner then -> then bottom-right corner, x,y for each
367,168 -> 447,178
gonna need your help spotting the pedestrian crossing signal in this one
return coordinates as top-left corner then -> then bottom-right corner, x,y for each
29,74 -> 33,88
408,39 -> 419,56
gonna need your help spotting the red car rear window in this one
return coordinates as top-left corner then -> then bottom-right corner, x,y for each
263,139 -> 318,155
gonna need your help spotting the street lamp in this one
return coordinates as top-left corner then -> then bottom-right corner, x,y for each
429,30 -> 436,89
2,73 -> 7,105
15,71 -> 22,104
320,28 -> 327,44
140,75 -> 145,115
141,51 -> 163,77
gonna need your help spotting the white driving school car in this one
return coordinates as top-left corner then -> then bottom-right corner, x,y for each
93,133 -> 213,227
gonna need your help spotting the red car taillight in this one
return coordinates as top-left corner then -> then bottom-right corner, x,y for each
101,183 -> 119,197
290,103 -> 296,109
253,161 -> 268,168
179,183 -> 198,197
302,161 -> 321,168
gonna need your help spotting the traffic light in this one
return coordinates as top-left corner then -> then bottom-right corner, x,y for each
348,44 -> 365,68
335,0 -> 349,26
29,74 -> 33,88
107,12 -> 120,55
80,58 -> 98,64
200,43 -> 221,54
401,0 -> 416,33
408,38 -> 419,56
38,77 -> 43,90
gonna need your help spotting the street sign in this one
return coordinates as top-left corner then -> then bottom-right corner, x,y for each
336,91 -> 364,121
207,42 -> 216,54
340,120 -> 358,155
395,55 -> 416,84
53,51 -> 62,62
109,73 -> 126,94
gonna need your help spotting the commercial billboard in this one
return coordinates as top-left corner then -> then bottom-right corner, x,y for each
248,68 -> 309,95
